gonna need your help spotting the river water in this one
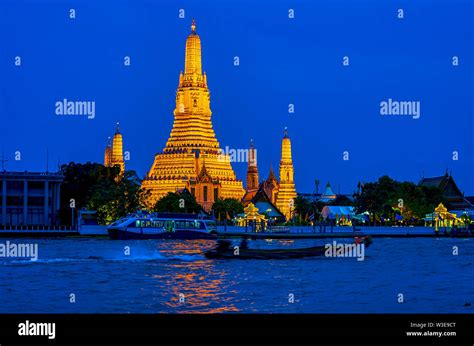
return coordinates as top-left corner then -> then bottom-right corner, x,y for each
0,237 -> 472,313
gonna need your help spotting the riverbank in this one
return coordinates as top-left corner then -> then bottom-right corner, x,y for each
216,226 -> 474,239
0,225 -> 472,238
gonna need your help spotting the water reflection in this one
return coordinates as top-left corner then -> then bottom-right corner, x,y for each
152,240 -> 239,313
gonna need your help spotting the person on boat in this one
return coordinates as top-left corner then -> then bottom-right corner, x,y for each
216,239 -> 231,251
363,236 -> 373,247
240,238 -> 249,250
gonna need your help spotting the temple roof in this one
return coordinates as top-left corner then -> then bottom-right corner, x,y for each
241,187 -> 284,218
197,162 -> 213,182
267,165 -> 277,182
241,190 -> 258,205
321,182 -> 336,198
419,172 -> 462,196
255,201 -> 283,218
419,172 -> 473,209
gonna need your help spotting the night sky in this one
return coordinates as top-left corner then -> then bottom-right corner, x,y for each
1,0 -> 473,195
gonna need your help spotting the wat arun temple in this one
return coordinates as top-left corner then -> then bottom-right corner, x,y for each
106,20 -> 297,219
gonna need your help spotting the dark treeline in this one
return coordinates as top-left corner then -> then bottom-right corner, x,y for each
294,175 -> 445,226
59,162 -> 149,225
59,164 -> 445,226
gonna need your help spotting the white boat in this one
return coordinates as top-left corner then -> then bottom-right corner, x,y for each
107,211 -> 217,240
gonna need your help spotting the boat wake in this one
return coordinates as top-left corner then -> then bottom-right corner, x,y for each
0,251 -> 204,265
1,258 -> 85,265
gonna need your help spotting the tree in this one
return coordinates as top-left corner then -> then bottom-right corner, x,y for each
294,196 -> 321,224
88,170 -> 149,224
331,195 -> 353,206
211,198 -> 226,220
224,198 -> 244,219
60,162 -> 119,224
211,198 -> 244,220
59,162 -> 148,225
353,175 -> 445,225
152,191 -> 201,214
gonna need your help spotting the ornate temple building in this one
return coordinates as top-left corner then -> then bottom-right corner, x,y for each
275,128 -> 297,220
419,171 -> 473,210
241,140 -> 284,221
104,123 -> 125,173
241,129 -> 297,221
141,20 -> 244,211
319,182 -> 337,203
261,166 -> 279,205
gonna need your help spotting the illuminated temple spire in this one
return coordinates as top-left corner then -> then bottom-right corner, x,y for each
104,137 -> 112,167
104,122 -> 125,173
246,139 -> 259,191
142,20 -> 244,210
185,19 -> 202,75
166,18 -> 216,150
276,127 -> 297,220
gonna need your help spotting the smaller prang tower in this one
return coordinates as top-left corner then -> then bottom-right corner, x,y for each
104,122 -> 125,173
246,139 -> 259,192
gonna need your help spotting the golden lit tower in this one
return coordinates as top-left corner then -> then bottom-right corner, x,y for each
246,139 -> 259,191
142,20 -> 244,211
104,123 -> 125,173
112,122 -> 125,173
276,127 -> 297,220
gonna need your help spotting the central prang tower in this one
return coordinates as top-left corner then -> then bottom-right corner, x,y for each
142,20 -> 244,211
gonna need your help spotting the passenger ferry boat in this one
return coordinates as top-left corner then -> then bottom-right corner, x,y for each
107,211 -> 217,240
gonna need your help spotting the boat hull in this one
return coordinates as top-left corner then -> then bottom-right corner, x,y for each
205,246 -> 327,259
108,228 -> 217,240
205,236 -> 373,260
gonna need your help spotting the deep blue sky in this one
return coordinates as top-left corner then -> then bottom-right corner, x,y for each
1,0 -> 473,195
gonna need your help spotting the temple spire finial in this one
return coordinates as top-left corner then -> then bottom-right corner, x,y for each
268,164 -> 276,180
184,18 -> 202,75
116,122 -> 120,134
283,126 -> 288,138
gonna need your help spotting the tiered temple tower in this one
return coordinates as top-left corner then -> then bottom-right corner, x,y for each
275,128 -> 297,220
104,123 -> 125,173
246,140 -> 259,192
141,20 -> 244,211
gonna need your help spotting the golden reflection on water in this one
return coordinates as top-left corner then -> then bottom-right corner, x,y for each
152,240 -> 240,313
